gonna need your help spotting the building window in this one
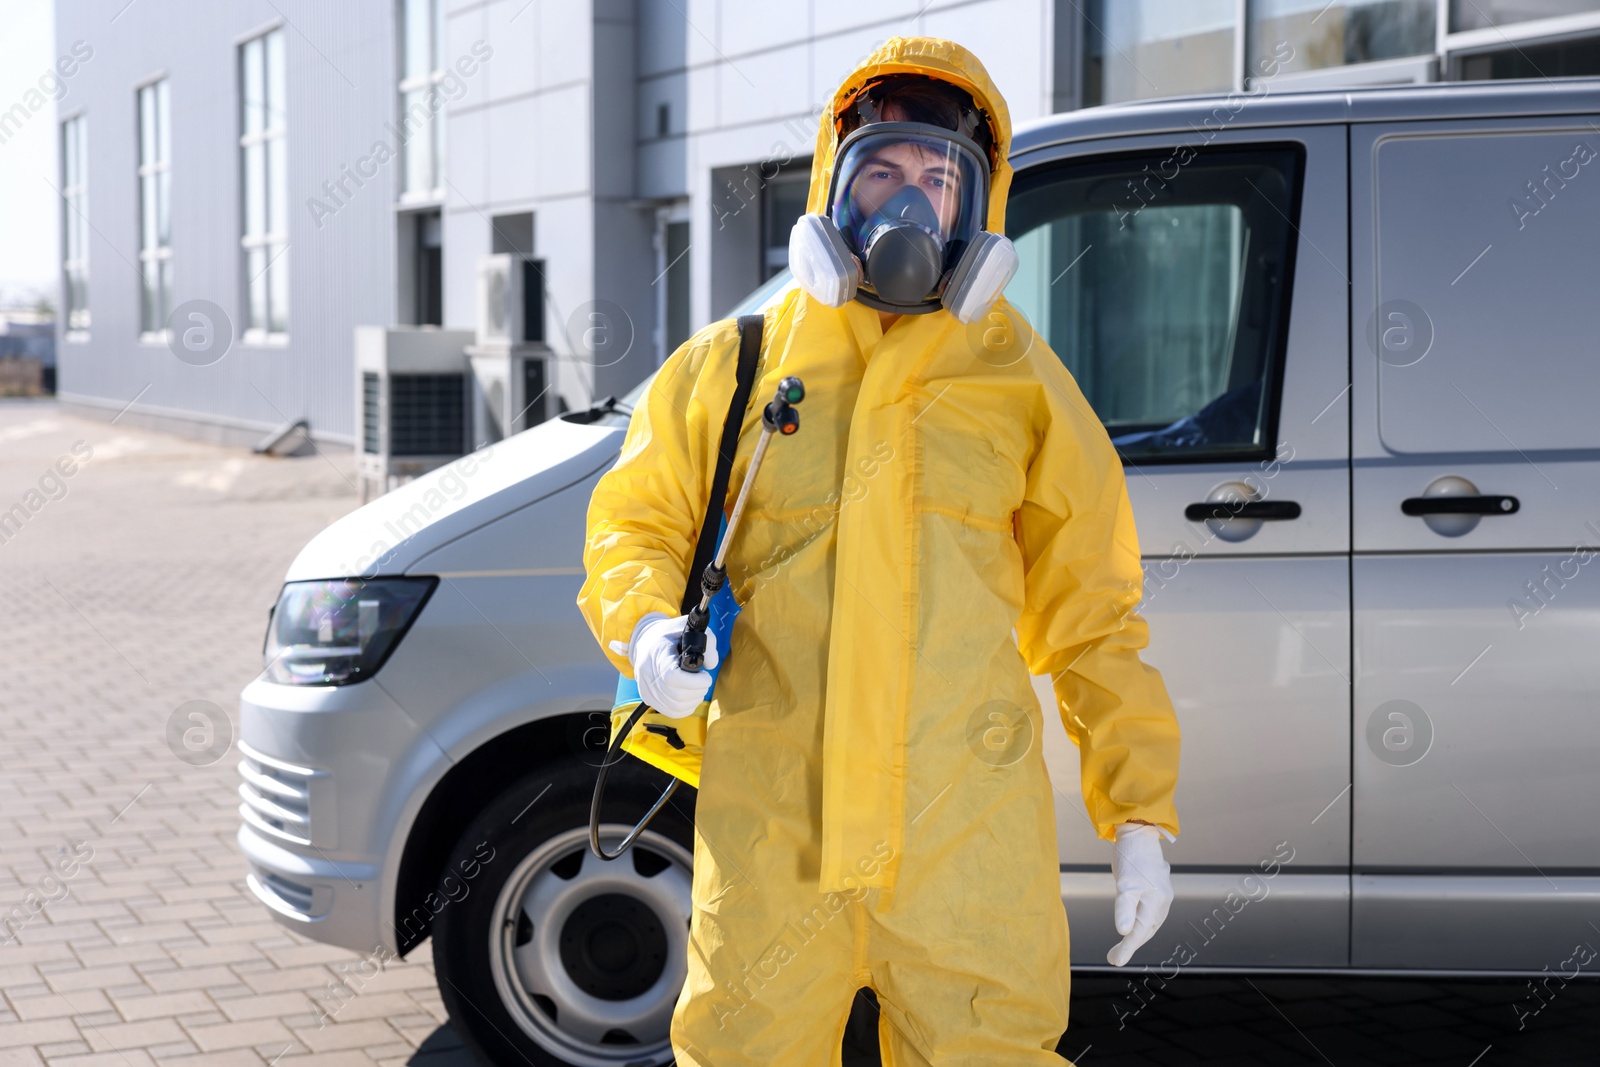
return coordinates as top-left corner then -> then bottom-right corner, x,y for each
1458,32 -> 1600,76
1250,0 -> 1436,77
137,79 -> 171,337
663,219 -> 691,356
1076,1 -> 1600,104
414,210 -> 442,325
761,169 -> 810,281
399,0 -> 444,199
241,29 -> 288,339
61,115 -> 89,335
1082,0 -> 1237,107
1451,0 -> 1600,31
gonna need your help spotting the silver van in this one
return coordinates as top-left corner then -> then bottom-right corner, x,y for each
240,79 -> 1600,1066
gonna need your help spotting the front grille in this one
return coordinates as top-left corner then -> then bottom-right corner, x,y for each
245,865 -> 326,922
259,869 -> 314,912
238,740 -> 318,847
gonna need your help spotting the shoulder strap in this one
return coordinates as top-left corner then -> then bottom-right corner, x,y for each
680,313 -> 763,612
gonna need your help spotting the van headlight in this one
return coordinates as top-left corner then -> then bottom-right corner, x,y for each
263,577 -> 437,686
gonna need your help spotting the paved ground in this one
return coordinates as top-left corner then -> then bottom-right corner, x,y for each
0,401 -> 467,1066
2,399 -> 1596,1067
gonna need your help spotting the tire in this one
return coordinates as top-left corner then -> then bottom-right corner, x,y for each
433,759 -> 696,1067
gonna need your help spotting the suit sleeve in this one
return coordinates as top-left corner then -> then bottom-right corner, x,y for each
577,326 -> 736,676
1013,356 -> 1181,842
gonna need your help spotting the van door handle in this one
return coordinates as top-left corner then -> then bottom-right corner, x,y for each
1184,500 -> 1302,522
1401,495 -> 1519,516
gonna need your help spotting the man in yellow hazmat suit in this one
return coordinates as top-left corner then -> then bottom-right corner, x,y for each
579,36 -> 1180,1065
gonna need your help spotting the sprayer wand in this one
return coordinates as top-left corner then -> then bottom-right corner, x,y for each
676,375 -> 804,671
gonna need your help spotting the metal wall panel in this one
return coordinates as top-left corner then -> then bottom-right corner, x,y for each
55,0 -> 397,444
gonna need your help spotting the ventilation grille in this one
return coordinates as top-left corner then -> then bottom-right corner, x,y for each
361,372 -> 380,454
238,740 -> 315,847
389,373 -> 465,456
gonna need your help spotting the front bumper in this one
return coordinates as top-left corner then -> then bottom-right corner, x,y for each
237,676 -> 451,955
238,814 -> 381,944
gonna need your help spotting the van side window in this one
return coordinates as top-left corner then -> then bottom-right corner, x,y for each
1006,146 -> 1303,464
1371,129 -> 1600,455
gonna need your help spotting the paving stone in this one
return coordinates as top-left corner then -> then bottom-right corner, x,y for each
107,922 -> 196,945
239,968 -> 340,996
195,924 -> 285,948
184,1019 -> 297,1054
7,989 -> 111,1021
171,942 -> 270,968
82,1017 -> 188,1051
216,992 -> 316,1023
384,1014 -> 437,1031
292,1020 -> 401,1054
73,943 -> 171,968
261,945 -> 357,970
103,983 -> 156,1001
0,985 -> 52,1004
42,964 -> 142,994
132,902 -> 221,923
161,1052 -> 270,1067
110,990 -> 216,1022
141,966 -> 239,994
47,1052 -> 158,1067
0,1020 -> 80,1050
148,1041 -> 203,1058
203,984 -> 257,1002
332,967 -> 436,995
275,1053 -> 380,1067
308,992 -> 415,1024
17,922 -> 105,945
226,960 -> 276,975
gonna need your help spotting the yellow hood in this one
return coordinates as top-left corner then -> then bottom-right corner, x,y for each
804,36 -> 1014,236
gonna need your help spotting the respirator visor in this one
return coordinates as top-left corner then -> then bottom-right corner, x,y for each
829,123 -> 988,309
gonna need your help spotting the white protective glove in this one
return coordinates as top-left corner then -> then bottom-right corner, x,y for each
627,612 -> 719,719
1106,822 -> 1174,967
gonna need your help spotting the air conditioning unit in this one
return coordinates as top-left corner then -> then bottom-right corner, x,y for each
476,254 -> 545,347
469,254 -> 552,444
355,326 -> 474,503
467,346 -> 554,444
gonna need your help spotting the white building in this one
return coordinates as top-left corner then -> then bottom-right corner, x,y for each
51,0 -> 1600,448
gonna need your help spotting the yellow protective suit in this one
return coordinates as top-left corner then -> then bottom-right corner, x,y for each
578,36 -> 1180,1066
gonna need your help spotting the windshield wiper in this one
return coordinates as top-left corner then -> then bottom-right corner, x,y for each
563,395 -> 635,424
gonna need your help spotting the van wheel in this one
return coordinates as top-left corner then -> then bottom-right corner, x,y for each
432,761 -> 695,1067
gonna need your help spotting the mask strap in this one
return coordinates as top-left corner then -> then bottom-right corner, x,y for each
855,92 -> 882,126
957,106 -> 980,141
846,79 -> 995,168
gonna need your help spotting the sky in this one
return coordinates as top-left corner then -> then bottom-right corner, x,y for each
0,0 -> 62,308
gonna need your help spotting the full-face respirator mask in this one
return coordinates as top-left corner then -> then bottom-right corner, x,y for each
788,92 -> 1018,324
